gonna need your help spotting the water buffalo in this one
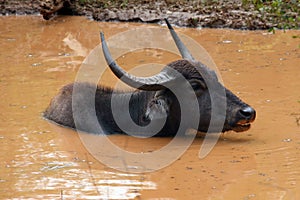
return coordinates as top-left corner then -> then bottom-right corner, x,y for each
44,19 -> 256,136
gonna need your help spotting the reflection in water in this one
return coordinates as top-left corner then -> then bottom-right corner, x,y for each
16,165 -> 156,199
10,132 -> 156,199
0,15 -> 299,199
63,33 -> 88,57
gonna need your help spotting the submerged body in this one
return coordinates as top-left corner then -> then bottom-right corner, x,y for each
44,82 -> 177,136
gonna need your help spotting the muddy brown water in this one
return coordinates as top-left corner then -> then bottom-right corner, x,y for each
0,16 -> 299,199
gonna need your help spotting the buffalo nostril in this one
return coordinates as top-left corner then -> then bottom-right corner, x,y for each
239,107 -> 256,120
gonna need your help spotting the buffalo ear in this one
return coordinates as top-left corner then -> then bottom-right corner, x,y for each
144,95 -> 170,121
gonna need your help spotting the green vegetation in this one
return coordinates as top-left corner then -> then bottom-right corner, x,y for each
242,0 -> 299,29
190,0 -> 299,29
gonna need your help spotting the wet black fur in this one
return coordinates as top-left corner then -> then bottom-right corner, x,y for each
44,60 -> 254,136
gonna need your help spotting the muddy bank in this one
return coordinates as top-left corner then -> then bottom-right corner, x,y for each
1,0 -> 299,29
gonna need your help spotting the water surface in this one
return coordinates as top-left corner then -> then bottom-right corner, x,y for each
0,16 -> 299,199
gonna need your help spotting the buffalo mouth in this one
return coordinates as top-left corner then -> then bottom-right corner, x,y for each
231,120 -> 253,132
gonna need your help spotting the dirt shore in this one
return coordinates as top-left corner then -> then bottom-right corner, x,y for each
1,0 -> 299,29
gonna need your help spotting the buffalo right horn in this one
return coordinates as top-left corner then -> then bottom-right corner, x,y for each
164,18 -> 194,61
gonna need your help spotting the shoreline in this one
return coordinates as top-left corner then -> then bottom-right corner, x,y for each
1,0 -> 299,30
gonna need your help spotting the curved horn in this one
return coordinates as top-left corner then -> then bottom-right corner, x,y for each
164,19 -> 194,61
100,32 -> 177,91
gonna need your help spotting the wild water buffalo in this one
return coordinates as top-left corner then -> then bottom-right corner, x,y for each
44,19 -> 256,136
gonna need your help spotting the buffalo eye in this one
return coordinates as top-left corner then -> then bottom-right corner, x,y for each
190,80 -> 206,92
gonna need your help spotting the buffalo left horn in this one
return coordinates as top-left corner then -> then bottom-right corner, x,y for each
100,32 -> 179,91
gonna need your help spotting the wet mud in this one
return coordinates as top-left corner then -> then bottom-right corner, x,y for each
0,16 -> 299,199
